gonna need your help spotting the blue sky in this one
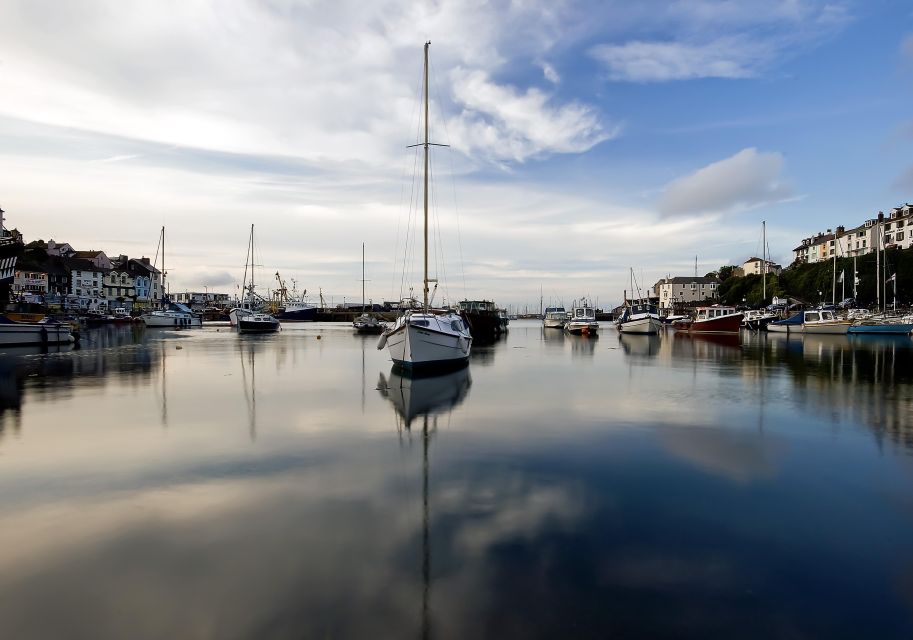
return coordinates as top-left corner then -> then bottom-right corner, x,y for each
1,0 -> 911,308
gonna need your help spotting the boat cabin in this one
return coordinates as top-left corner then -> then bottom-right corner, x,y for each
458,300 -> 495,313
572,306 -> 596,321
694,306 -> 738,321
804,310 -> 838,323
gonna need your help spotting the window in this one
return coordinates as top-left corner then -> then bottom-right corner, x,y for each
863,240 -> 867,248
690,283 -> 696,290
806,312 -> 820,322
898,232 -> 905,242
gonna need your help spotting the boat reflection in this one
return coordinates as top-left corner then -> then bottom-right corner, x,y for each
568,331 -> 598,358
377,365 -> 471,639
377,366 -> 472,428
618,332 -> 661,359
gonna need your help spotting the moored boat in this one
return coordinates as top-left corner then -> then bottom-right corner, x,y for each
672,306 -> 743,333
848,319 -> 913,335
617,299 -> 662,335
354,312 -> 385,334
234,224 -> 280,334
238,312 -> 281,334
378,42 -> 471,372
143,303 -> 202,328
543,307 -> 567,329
565,301 -> 599,336
458,299 -> 503,342
768,310 -> 851,334
0,315 -> 75,345
742,309 -> 778,331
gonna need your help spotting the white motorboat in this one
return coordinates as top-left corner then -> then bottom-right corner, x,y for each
565,302 -> 598,336
768,310 -> 851,334
543,307 -> 567,329
353,243 -> 385,334
378,42 -> 471,372
0,315 -> 75,345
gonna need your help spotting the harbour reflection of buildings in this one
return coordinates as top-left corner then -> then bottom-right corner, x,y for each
0,327 -> 160,441
742,333 -> 913,451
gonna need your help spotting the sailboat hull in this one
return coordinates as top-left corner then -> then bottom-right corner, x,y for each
384,314 -> 471,372
618,316 -> 662,335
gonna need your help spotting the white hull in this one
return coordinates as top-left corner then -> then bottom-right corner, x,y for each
229,308 -> 253,326
543,318 -> 565,328
0,323 -> 75,345
565,321 -> 598,335
769,322 -> 850,335
618,316 -> 662,335
381,313 -> 471,371
142,312 -> 202,328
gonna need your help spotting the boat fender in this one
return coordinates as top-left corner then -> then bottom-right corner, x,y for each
457,335 -> 468,352
376,333 -> 387,350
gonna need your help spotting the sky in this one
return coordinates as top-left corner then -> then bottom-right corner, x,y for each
1,0 -> 912,309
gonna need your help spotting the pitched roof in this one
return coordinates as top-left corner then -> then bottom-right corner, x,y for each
658,276 -> 719,285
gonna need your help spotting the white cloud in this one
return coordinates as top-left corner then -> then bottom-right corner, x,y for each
658,148 -> 793,216
590,38 -> 763,82
589,0 -> 852,82
540,61 -> 561,84
447,68 -> 614,163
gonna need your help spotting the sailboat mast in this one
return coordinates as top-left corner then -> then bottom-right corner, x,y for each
362,242 -> 366,311
423,41 -> 430,312
250,224 -> 255,301
762,220 -> 766,303
161,226 -> 166,303
832,227 -> 837,306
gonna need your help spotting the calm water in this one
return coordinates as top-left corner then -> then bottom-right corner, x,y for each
1,321 -> 913,639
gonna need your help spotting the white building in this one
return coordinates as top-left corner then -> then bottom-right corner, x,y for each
653,276 -> 720,310
69,258 -> 108,309
741,257 -> 782,276
793,204 -> 913,264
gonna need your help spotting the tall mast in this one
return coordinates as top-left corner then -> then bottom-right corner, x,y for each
162,226 -> 166,303
832,227 -> 837,306
250,224 -> 255,301
423,41 -> 430,312
762,220 -> 766,303
362,242 -> 366,311
876,213 -> 882,311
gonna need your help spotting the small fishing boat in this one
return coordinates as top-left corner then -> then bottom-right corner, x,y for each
672,306 -> 743,333
0,315 -> 75,345
768,310 -> 850,334
565,301 -> 599,336
458,300 -> 503,342
617,299 -> 662,335
543,307 -> 567,329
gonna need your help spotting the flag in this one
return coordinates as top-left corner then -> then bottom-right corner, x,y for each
837,271 -> 844,283
887,273 -> 896,283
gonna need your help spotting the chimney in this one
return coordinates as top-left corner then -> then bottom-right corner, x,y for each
140,256 -> 150,264
837,225 -> 845,234
878,211 -> 884,222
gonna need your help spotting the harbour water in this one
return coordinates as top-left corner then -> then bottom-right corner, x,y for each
2,321 -> 913,638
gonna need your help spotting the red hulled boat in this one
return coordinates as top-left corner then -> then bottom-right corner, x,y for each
671,306 -> 744,333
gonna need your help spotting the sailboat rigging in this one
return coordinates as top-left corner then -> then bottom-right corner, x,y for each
378,42 -> 472,371
234,224 -> 281,334
142,226 -> 202,328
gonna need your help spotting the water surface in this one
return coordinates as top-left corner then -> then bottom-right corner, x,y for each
1,321 -> 912,639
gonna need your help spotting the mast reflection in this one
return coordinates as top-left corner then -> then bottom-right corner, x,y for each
377,366 -> 472,640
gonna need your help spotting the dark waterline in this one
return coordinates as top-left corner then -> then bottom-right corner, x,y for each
1,321 -> 912,639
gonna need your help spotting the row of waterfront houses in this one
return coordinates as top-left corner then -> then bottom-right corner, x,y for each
793,203 -> 913,264
649,257 -> 783,310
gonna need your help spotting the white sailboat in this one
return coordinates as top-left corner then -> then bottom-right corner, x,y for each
235,224 -> 280,334
142,226 -> 202,328
378,42 -> 471,372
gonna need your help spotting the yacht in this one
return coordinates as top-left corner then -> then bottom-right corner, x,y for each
543,306 -> 567,329
672,306 -> 743,333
